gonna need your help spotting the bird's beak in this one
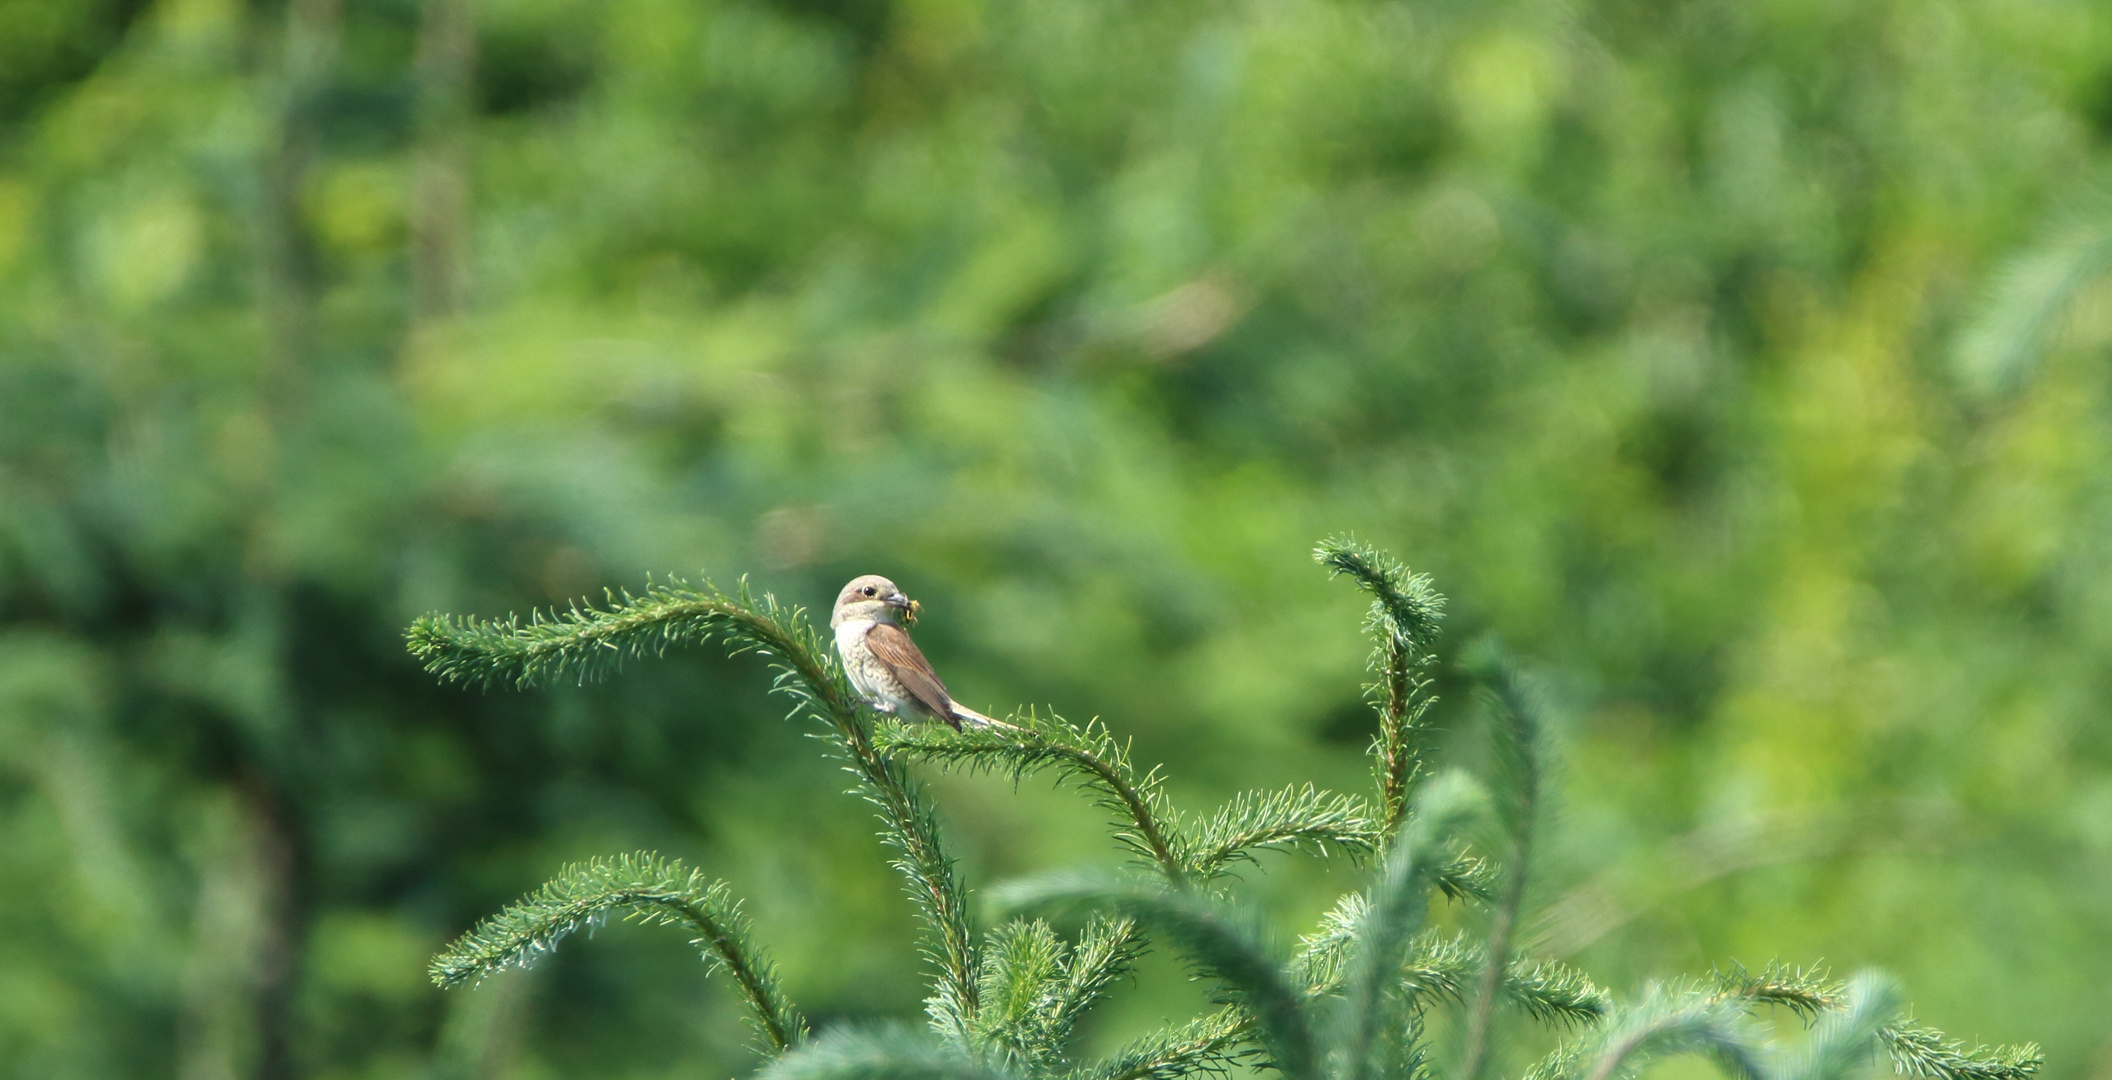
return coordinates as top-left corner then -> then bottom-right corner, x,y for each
883,591 -> 913,611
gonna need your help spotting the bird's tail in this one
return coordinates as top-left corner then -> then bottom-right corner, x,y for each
949,703 -> 1018,731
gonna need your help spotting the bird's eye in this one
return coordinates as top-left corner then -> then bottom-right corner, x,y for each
862,586 -> 876,596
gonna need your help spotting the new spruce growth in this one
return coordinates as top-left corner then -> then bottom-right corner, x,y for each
409,537 -> 2043,1080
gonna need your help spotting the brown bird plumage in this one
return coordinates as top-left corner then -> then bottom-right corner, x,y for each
830,574 -> 999,730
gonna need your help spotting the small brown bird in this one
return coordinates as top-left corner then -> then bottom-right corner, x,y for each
830,574 -> 999,730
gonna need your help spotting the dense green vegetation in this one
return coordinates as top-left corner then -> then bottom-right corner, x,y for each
2,1 -> 2109,1078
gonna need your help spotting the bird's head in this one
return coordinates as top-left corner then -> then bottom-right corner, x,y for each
831,574 -> 916,627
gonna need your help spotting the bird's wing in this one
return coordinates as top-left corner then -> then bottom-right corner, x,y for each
863,623 -> 956,718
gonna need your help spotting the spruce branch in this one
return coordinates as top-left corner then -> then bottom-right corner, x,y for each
994,873 -> 1316,1080
1398,932 -> 1609,1026
408,581 -> 759,691
866,749 -> 982,1041
1460,647 -> 1546,1080
1431,853 -> 1497,903
1878,1022 -> 2044,1080
880,718 -> 1375,886
966,917 -> 1149,1075
1701,964 -> 2042,1080
1528,988 -> 1764,1080
428,853 -> 806,1053
408,582 -> 982,1037
877,712 -> 1189,886
1495,953 -> 1612,1026
1703,962 -> 1844,1019
972,920 -> 1071,1071
1292,891 -> 1367,995
1183,785 -> 1378,881
1191,786 -> 1385,887
1076,1010 -> 1254,1080
1337,772 -> 1487,1080
1049,916 -> 1146,1051
1787,974 -> 1900,1080
1579,991 -> 1766,1080
1299,913 -> 1607,1026
758,1027 -> 1020,1080
1315,536 -> 1446,835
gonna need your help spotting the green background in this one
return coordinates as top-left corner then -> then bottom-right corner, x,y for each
1,0 -> 2108,1078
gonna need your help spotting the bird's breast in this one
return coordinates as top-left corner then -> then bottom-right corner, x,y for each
834,619 -> 876,655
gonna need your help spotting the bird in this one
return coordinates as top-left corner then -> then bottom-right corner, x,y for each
830,574 -> 1000,731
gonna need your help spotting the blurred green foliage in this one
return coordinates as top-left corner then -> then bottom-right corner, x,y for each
2,0 -> 2109,1078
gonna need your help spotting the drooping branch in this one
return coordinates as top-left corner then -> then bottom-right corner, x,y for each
429,853 -> 806,1053
880,715 -> 1378,888
409,581 -> 982,1036
876,712 -> 1190,886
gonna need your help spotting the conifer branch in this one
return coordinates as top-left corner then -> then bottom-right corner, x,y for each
428,853 -> 806,1052
1702,962 -> 1844,1018
881,720 -> 1377,886
1431,853 -> 1497,903
877,713 -> 1189,886
1183,785 -> 1378,880
1338,772 -> 1486,1080
1494,953 -> 1612,1026
1401,932 -> 1609,1025
965,916 -> 1148,1074
1879,1024 -> 2043,1080
971,920 -> 1070,1071
994,874 -> 1315,1080
408,582 -> 757,690
1315,537 -> 1445,836
1292,891 -> 1366,995
1299,913 -> 1607,1027
1460,650 -> 1545,1080
758,1027 -> 1020,1080
1077,1010 -> 1254,1080
866,751 -> 981,1041
1701,964 -> 2042,1080
1577,992 -> 1766,1080
1049,916 -> 1146,1050
1787,974 -> 1900,1080
1527,988 -> 1763,1080
408,582 -> 982,1036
